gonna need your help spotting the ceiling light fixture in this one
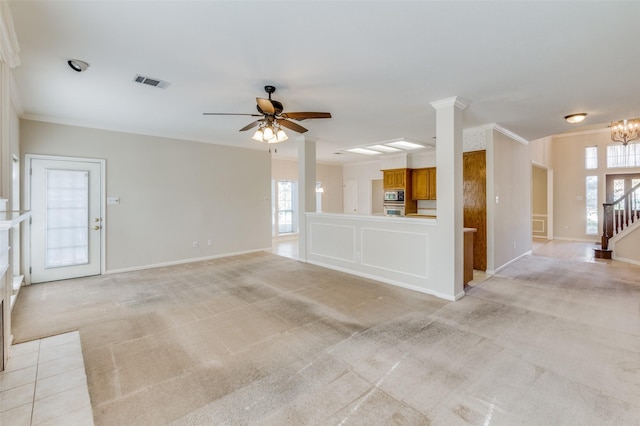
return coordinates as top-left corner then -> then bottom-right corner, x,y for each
341,138 -> 430,156
564,113 -> 587,124
367,145 -> 402,153
251,121 -> 288,144
345,148 -> 384,155
386,140 -> 426,150
67,59 -> 89,72
610,118 -> 640,146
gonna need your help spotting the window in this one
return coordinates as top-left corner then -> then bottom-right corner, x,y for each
315,182 -> 323,213
585,146 -> 597,169
585,176 -> 598,235
273,180 -> 297,235
613,178 -> 625,209
607,143 -> 640,168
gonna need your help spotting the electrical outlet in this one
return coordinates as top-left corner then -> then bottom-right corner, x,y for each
192,241 -> 199,248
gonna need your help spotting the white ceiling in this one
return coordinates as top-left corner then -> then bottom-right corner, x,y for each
8,1 -> 640,163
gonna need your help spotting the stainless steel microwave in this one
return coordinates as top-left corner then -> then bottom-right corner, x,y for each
384,190 -> 404,202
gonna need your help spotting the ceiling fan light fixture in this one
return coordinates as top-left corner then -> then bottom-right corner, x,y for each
276,129 -> 288,142
564,113 -> 587,124
262,126 -> 274,140
252,129 -> 264,141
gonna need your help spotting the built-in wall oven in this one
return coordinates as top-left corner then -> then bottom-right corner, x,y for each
383,204 -> 405,217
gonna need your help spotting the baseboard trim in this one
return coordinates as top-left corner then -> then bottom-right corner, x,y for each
105,247 -> 272,275
492,250 -> 532,274
611,255 -> 640,266
552,236 -> 599,243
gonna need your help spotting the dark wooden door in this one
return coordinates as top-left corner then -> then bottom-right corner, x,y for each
463,150 -> 487,271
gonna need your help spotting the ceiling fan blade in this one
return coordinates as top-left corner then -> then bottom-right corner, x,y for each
203,112 -> 262,116
278,119 -> 308,133
280,112 -> 332,121
238,119 -> 264,132
256,97 -> 275,115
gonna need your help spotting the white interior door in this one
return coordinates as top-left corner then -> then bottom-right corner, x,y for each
29,157 -> 102,283
343,179 -> 358,214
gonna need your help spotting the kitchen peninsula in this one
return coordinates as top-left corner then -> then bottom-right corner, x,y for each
305,212 -> 473,301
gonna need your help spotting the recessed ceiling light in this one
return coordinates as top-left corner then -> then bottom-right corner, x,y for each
67,59 -> 89,72
368,144 -> 402,153
564,113 -> 587,124
386,140 -> 425,150
345,148 -> 383,155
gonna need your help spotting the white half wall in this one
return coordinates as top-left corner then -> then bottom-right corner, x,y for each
306,213 -> 461,301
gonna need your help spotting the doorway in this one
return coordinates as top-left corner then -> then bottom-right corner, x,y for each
371,179 -> 383,215
606,173 -> 640,203
26,155 -> 105,284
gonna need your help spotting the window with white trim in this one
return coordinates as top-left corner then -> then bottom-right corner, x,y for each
585,176 -> 598,235
272,180 -> 297,235
607,143 -> 640,168
585,146 -> 597,169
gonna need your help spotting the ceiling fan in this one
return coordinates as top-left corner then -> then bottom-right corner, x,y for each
203,85 -> 331,143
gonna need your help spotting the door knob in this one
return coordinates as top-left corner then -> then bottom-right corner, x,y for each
93,225 -> 102,230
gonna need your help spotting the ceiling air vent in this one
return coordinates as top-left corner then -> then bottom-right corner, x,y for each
133,74 -> 171,89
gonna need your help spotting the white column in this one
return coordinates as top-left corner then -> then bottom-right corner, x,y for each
431,96 -> 467,299
297,136 -> 316,261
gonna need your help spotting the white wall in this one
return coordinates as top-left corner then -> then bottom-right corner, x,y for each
612,224 -> 640,265
530,136 -> 552,168
487,129 -> 532,272
20,120 -> 272,272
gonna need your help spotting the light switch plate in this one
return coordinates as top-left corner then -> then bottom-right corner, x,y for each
107,197 -> 120,205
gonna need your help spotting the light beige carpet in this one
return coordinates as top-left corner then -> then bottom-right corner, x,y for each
11,251 -> 640,425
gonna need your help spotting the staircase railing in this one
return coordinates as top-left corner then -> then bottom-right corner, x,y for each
601,182 -> 640,250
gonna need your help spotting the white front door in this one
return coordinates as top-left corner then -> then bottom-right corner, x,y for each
28,157 -> 103,283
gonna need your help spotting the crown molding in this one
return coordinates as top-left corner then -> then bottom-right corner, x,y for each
430,96 -> 469,111
493,124 -> 529,145
552,127 -> 609,139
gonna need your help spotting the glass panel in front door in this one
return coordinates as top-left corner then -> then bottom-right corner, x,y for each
45,169 -> 89,268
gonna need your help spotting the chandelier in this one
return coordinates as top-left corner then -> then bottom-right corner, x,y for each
610,118 -> 640,146
251,120 -> 288,144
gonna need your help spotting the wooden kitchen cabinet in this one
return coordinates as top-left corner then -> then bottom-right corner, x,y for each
427,167 -> 436,199
382,169 -> 409,189
411,167 -> 436,200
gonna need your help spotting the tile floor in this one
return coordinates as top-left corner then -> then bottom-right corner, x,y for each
0,331 -> 93,426
531,237 -> 606,263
